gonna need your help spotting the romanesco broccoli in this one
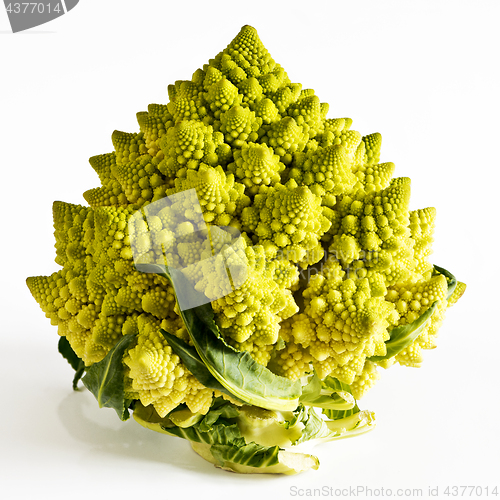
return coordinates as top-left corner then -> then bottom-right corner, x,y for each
27,25 -> 465,475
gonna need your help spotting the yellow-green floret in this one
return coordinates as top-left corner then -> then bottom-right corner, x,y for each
211,244 -> 299,350
409,207 -> 437,281
329,177 -> 417,286
385,273 -> 448,367
241,179 -> 331,267
289,144 -> 357,207
228,142 -> 285,195
124,314 -> 214,417
169,164 -> 250,227
290,260 -> 397,382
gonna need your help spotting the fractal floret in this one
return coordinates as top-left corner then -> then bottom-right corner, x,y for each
27,25 -> 466,475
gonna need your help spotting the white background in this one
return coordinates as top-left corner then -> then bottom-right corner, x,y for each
1,1 -> 499,499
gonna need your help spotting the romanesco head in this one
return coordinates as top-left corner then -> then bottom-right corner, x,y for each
27,26 -> 466,439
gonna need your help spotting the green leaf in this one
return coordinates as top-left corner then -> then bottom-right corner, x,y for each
368,264 -> 457,363
293,404 -> 376,446
58,336 -> 80,371
279,404 -> 307,430
58,336 -> 85,390
368,300 -> 438,362
299,372 -> 355,410
323,404 -> 361,421
82,334 -> 136,421
299,371 -> 321,402
197,399 -> 240,432
293,406 -> 337,445
147,264 -> 301,411
210,442 -> 280,468
72,362 -> 85,390
322,376 -> 352,393
185,302 -> 301,411
433,264 -> 457,300
191,441 -> 319,474
236,405 -> 304,447
160,329 -> 242,402
163,419 -> 244,445
323,410 -> 376,440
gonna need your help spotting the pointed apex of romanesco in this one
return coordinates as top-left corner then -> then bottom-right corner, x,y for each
212,25 -> 278,84
363,132 -> 382,165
